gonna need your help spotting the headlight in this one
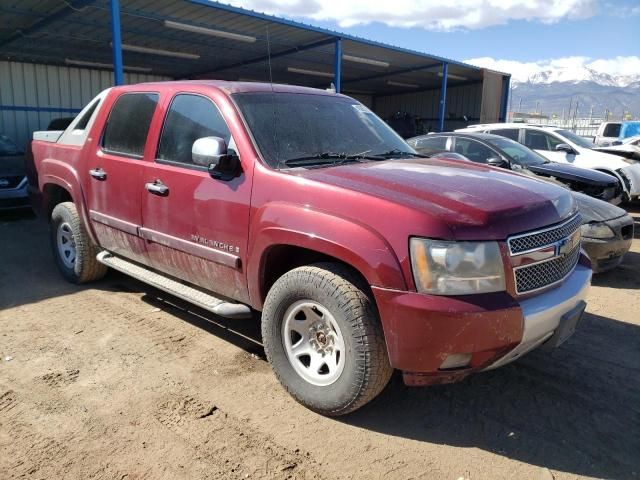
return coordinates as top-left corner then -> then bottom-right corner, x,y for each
581,222 -> 615,239
410,238 -> 506,295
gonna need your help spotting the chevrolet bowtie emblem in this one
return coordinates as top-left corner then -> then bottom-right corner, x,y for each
556,230 -> 580,257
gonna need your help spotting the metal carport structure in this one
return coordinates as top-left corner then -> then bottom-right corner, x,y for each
0,0 -> 510,145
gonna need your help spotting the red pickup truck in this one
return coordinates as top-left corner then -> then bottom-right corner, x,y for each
30,81 -> 592,416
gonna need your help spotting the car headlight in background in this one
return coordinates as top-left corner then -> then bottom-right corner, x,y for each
410,238 -> 506,295
581,222 -> 615,239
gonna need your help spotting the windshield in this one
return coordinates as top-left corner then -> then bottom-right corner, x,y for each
233,92 -> 413,168
555,129 -> 594,149
0,134 -> 21,156
488,137 -> 547,166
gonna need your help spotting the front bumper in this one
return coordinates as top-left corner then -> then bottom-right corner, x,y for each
619,164 -> 640,197
484,264 -> 591,369
372,263 -> 591,385
0,177 -> 30,211
582,215 -> 634,273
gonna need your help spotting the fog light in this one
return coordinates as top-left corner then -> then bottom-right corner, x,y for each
440,353 -> 472,370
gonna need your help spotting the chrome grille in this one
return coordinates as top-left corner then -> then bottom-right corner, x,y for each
514,243 -> 581,294
508,214 -> 582,254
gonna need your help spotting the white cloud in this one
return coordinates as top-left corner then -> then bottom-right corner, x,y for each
463,56 -> 640,85
223,0 -> 597,30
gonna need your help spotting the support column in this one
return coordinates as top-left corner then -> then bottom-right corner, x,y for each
110,0 -> 124,86
500,75 -> 511,122
437,62 -> 448,132
334,38 -> 342,93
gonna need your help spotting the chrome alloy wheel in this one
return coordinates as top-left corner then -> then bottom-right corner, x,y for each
282,300 -> 346,386
56,222 -> 76,269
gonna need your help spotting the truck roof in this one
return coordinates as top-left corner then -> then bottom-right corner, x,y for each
118,80 -> 339,97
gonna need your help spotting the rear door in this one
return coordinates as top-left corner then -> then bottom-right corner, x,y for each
84,91 -> 159,264
140,92 -> 253,303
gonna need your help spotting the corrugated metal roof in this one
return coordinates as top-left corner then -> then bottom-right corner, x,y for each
0,0 -> 503,95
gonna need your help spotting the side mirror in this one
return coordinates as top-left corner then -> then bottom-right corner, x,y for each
555,143 -> 575,154
487,157 -> 508,168
192,136 -> 240,181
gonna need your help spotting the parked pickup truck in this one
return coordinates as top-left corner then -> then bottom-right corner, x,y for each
30,81 -> 592,416
595,121 -> 640,146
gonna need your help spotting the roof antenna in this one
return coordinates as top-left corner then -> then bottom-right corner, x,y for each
266,25 -> 280,168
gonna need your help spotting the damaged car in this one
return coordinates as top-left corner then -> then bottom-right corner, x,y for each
407,132 -> 622,203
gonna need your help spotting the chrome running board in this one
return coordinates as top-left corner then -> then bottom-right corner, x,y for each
97,251 -> 252,319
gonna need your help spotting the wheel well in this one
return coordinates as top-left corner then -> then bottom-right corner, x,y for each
43,184 -> 72,219
259,245 -> 370,304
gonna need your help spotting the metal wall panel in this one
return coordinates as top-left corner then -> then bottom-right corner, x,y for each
480,70 -> 503,123
0,61 -> 169,148
373,83 -> 483,133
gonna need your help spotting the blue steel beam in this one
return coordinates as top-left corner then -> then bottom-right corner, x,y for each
109,0 -> 124,85
438,62 -> 448,132
334,38 -> 342,93
0,0 -> 96,48
500,75 -> 511,122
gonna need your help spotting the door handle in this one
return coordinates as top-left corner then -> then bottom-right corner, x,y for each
145,180 -> 169,196
89,168 -> 107,180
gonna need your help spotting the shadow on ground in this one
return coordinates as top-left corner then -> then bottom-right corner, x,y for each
344,311 -> 640,479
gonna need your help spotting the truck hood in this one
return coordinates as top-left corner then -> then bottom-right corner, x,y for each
573,191 -> 627,223
527,162 -> 618,186
0,154 -> 26,176
295,158 -> 576,239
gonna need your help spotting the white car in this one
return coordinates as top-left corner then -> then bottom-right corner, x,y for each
456,123 -> 640,200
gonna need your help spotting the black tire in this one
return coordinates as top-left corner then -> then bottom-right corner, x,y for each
50,202 -> 108,284
262,263 -> 393,416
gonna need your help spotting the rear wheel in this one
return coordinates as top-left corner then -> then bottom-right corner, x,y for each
50,202 -> 107,284
262,263 -> 393,416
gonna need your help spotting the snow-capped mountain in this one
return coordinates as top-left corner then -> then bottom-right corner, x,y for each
516,67 -> 640,88
510,80 -> 640,119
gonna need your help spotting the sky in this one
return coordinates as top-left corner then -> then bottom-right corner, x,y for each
223,0 -> 640,82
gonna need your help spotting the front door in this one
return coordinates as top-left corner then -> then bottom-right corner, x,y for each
140,93 -> 252,304
85,91 -> 159,264
524,129 -> 575,164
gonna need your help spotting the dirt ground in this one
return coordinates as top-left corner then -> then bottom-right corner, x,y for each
1,207 -> 639,480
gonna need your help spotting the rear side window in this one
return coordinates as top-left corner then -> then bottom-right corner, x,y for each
157,94 -> 232,166
488,128 -> 519,141
102,93 -> 159,157
603,123 -> 621,137
75,100 -> 99,131
415,136 -> 448,150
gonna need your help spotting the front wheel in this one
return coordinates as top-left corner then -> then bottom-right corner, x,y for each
262,263 -> 393,416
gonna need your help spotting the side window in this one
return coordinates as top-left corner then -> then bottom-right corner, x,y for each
415,136 -> 448,150
524,130 -> 561,151
488,128 -> 519,141
453,138 -> 495,163
75,100 -> 99,131
102,93 -> 159,157
157,94 -> 232,166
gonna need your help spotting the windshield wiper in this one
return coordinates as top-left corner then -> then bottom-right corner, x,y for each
282,152 -> 368,167
367,149 -> 427,159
